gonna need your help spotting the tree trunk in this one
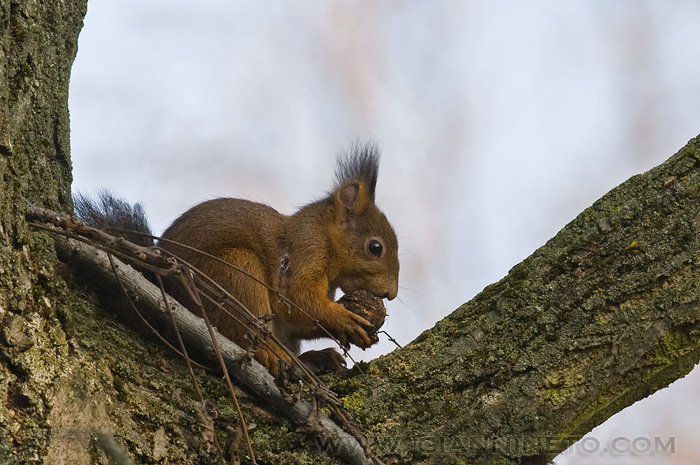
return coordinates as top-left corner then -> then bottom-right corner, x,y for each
1,0 -> 88,461
2,1 -> 700,464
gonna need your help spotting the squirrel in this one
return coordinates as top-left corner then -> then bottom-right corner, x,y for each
74,143 -> 399,374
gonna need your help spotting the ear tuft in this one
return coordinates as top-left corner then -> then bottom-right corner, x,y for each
333,142 -> 380,202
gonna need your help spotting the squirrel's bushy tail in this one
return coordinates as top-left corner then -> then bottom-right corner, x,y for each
74,190 -> 154,247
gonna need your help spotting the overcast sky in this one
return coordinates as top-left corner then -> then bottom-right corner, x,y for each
69,2 -> 700,463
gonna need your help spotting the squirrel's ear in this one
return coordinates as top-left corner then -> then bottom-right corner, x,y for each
334,180 -> 370,218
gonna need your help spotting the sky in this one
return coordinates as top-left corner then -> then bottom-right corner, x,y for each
69,1 -> 700,463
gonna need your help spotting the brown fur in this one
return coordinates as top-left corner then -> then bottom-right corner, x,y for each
158,145 -> 399,373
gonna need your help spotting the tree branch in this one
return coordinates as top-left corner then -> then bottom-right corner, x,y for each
351,136 -> 700,464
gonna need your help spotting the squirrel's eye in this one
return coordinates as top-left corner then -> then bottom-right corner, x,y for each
368,239 -> 383,257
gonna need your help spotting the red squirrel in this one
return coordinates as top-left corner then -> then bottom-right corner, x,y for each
75,143 -> 399,373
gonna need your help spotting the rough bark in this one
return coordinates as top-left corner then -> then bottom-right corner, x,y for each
2,1 -> 700,464
348,139 -> 700,464
1,0 -> 87,461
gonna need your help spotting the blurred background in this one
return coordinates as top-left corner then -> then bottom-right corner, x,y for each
69,1 -> 700,463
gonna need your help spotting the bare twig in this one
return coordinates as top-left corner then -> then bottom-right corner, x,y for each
154,273 -> 226,463
377,331 -> 402,349
178,269 -> 257,464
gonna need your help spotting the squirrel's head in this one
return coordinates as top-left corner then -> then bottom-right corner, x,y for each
327,143 -> 399,301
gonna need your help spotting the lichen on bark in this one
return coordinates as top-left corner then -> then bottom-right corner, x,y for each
350,137 -> 700,464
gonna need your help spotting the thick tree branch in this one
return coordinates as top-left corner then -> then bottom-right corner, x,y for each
349,136 -> 700,464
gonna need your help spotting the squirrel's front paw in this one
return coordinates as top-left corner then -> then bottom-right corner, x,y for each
332,310 -> 373,349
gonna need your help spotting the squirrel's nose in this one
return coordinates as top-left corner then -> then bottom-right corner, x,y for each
385,283 -> 398,301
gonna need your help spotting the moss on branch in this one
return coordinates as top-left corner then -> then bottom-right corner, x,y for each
351,137 -> 700,465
